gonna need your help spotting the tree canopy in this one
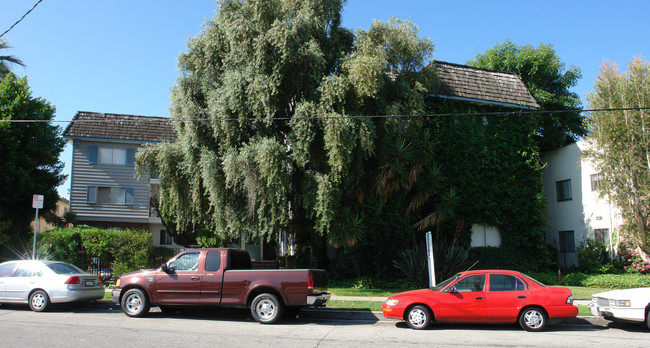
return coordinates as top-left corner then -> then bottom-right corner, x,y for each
468,40 -> 584,151
0,74 -> 65,256
585,56 -> 650,253
0,39 -> 25,78
138,0 -> 552,274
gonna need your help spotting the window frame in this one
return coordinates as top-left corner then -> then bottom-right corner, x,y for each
556,179 -> 572,202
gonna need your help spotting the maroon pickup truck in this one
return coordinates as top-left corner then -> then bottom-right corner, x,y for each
111,248 -> 329,324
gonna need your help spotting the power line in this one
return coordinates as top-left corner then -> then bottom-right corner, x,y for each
1,106 -> 649,124
1,0 -> 45,38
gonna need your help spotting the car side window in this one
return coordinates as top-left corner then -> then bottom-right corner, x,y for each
13,265 -> 42,277
489,274 -> 526,292
169,252 -> 200,271
453,275 -> 486,292
0,263 -> 17,277
205,251 -> 221,272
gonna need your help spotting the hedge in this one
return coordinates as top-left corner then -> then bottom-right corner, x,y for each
36,225 -> 152,277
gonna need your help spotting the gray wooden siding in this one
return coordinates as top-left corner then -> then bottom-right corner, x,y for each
70,140 -> 151,223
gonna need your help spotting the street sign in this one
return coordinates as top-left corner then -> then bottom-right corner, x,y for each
32,194 -> 44,209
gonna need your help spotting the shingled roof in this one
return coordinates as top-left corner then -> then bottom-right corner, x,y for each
433,61 -> 539,109
63,111 -> 177,143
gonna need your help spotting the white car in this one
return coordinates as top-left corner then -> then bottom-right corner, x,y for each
0,260 -> 105,311
589,288 -> 650,329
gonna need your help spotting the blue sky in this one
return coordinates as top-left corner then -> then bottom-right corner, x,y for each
3,0 -> 649,198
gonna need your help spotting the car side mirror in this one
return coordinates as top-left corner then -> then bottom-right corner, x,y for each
444,286 -> 457,293
161,263 -> 173,274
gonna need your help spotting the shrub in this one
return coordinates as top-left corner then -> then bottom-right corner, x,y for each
37,226 -> 152,277
620,252 -> 650,274
393,239 -> 472,287
576,239 -> 610,273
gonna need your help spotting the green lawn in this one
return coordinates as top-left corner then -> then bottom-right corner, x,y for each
566,286 -> 611,300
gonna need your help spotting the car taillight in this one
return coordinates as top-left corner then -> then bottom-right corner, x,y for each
98,275 -> 104,284
307,274 -> 314,291
566,295 -> 574,304
65,276 -> 80,285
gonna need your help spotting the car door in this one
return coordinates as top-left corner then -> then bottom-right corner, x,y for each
0,262 -> 18,300
436,274 -> 487,322
485,273 -> 529,322
200,250 -> 223,305
154,252 -> 202,304
4,263 -> 42,302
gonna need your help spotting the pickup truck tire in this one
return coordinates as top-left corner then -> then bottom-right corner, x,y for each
121,288 -> 150,317
251,293 -> 283,324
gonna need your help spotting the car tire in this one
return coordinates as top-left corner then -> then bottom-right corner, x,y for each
406,305 -> 432,330
251,293 -> 283,324
121,288 -> 150,317
29,290 -> 51,312
519,306 -> 547,331
645,308 -> 650,330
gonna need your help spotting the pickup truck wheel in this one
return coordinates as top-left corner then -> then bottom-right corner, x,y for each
406,305 -> 432,330
519,306 -> 547,331
121,288 -> 150,317
251,293 -> 283,324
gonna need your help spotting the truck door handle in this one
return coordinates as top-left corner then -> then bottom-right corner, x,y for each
518,296 -> 526,299
191,277 -> 200,281
475,296 -> 484,300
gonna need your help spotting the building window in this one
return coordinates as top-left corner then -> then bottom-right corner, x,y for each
87,186 -> 134,205
594,228 -> 610,246
470,224 -> 501,247
88,146 -> 135,165
556,179 -> 572,202
160,230 -> 172,245
590,173 -> 602,191
559,230 -> 575,253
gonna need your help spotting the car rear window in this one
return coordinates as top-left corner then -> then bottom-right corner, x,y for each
521,273 -> 546,287
46,262 -> 84,274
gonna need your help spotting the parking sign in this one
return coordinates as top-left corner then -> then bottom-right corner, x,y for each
32,194 -> 44,209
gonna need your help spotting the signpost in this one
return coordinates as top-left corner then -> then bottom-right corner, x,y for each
426,231 -> 436,288
32,194 -> 44,260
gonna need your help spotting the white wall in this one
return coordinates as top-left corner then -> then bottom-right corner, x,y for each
542,141 -> 622,262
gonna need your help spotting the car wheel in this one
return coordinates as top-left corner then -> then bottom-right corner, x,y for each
251,293 -> 283,324
519,306 -> 547,331
646,308 -> 650,330
406,305 -> 432,330
29,290 -> 51,312
121,288 -> 150,317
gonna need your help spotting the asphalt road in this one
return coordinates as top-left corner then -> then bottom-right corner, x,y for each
1,304 -> 648,348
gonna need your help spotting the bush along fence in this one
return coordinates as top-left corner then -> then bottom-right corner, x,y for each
36,226 -> 157,280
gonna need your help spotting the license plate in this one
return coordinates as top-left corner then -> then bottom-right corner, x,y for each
84,281 -> 94,286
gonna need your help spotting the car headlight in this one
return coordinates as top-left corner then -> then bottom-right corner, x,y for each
609,299 -> 631,307
385,299 -> 399,306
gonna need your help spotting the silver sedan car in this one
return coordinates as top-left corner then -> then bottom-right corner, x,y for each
0,260 -> 105,311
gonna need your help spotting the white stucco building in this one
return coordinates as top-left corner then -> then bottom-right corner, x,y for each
542,140 -> 623,267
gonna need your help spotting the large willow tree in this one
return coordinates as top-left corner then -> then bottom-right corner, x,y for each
585,56 -> 650,253
137,0 -> 436,252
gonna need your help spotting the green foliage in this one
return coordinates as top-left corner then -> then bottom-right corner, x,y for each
0,39 -> 25,78
585,57 -> 650,251
0,74 -> 65,256
468,40 -> 584,151
620,252 -> 650,274
577,239 -> 610,273
529,271 -> 650,288
393,239 -> 473,287
36,226 -> 152,277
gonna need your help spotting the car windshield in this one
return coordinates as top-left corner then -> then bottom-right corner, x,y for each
521,273 -> 546,287
46,262 -> 84,274
433,274 -> 460,291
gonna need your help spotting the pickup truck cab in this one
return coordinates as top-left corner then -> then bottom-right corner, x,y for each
112,248 -> 329,323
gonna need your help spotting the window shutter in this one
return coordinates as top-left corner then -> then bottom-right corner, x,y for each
87,186 -> 97,203
126,148 -> 136,166
125,187 -> 134,205
88,146 -> 98,164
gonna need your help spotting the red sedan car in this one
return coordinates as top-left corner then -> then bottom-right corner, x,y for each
382,270 -> 578,331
